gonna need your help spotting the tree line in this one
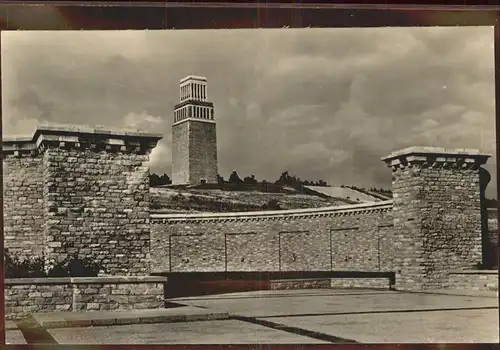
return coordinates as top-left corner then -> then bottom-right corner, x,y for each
148,170 -> 330,187
149,170 -> 392,194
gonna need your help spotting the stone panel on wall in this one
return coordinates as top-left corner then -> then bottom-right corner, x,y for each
279,230 -> 330,271
226,232 -> 279,271
170,234 -> 225,272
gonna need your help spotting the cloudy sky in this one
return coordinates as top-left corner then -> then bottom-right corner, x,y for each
2,27 -> 497,197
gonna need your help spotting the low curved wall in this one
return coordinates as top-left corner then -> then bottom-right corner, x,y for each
150,200 -> 396,274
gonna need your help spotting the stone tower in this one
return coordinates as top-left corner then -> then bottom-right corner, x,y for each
172,75 -> 218,185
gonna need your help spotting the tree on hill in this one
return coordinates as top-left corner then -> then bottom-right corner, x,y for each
274,170 -> 328,188
217,174 -> 225,184
243,174 -> 258,185
228,170 -> 243,184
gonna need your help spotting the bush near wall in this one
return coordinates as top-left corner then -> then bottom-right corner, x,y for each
4,249 -> 102,278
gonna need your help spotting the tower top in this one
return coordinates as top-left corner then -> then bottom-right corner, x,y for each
180,75 -> 207,84
179,75 -> 209,103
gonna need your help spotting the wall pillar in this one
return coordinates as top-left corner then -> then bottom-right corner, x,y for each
382,147 -> 490,290
3,124 -> 163,276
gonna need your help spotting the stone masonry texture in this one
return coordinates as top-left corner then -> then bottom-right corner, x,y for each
171,120 -> 218,185
382,147 -> 490,291
188,121 -> 218,185
3,127 -> 497,295
150,204 -> 394,274
3,124 -> 162,276
171,121 -> 190,185
3,155 -> 44,257
42,147 -> 151,275
444,271 -> 498,292
5,277 -> 166,320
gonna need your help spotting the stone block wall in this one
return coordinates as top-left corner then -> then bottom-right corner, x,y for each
5,276 -> 167,320
5,283 -> 73,319
269,278 -> 393,290
444,270 -> 498,292
382,147 -> 490,290
3,124 -> 162,275
3,146 -> 44,257
150,201 -> 394,273
329,277 -> 393,289
42,147 -> 151,275
270,279 -> 332,290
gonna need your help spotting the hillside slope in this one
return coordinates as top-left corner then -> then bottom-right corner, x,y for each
150,187 -> 351,213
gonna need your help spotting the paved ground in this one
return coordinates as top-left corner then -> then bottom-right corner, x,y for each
7,288 -> 499,344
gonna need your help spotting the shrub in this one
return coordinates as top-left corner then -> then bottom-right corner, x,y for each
4,250 -> 46,278
47,254 -> 101,278
4,249 -> 102,278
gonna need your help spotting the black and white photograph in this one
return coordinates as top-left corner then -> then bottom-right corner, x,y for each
2,22 -> 499,344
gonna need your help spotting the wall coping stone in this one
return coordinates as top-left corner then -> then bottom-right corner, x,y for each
5,276 -> 168,285
448,269 -> 498,275
381,146 -> 490,169
3,123 -> 163,155
151,199 -> 394,223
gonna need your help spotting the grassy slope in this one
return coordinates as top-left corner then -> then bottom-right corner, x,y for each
150,186 -> 352,213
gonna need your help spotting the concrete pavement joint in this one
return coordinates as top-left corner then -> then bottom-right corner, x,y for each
231,315 -> 359,343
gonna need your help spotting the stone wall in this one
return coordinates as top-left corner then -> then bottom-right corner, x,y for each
3,124 -> 162,275
444,270 -> 498,292
5,276 -> 167,320
270,279 -> 331,290
150,201 -> 394,273
3,150 -> 44,257
329,277 -> 393,289
42,147 -> 151,275
269,278 -> 393,290
382,147 -> 490,290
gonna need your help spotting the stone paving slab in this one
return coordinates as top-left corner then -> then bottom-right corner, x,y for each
171,289 -> 499,318
48,319 -> 329,344
6,320 -> 19,331
33,306 -> 229,329
264,308 -> 499,343
6,330 -> 27,344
